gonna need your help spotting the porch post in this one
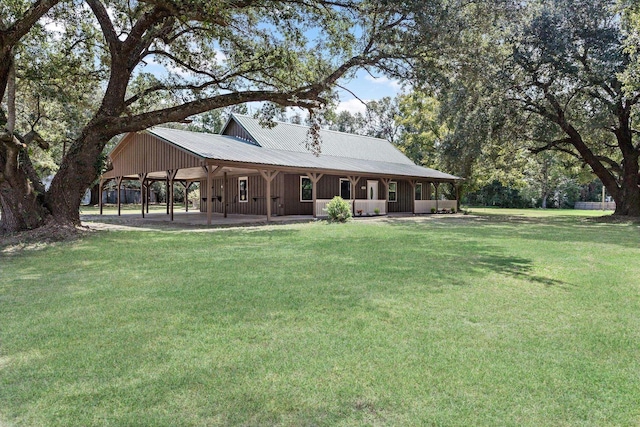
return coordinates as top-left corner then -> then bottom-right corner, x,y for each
116,176 -> 123,216
308,172 -> 323,218
165,177 -> 170,215
138,173 -> 147,218
347,175 -> 360,215
206,166 -> 213,225
408,179 -> 418,215
434,182 -> 440,212
259,170 -> 279,222
380,178 -> 391,215
167,170 -> 178,221
99,177 -> 104,215
184,181 -> 192,212
203,165 -> 221,226
223,171 -> 228,218
146,181 -> 150,213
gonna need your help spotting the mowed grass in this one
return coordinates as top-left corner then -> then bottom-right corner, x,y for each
1,211 -> 639,426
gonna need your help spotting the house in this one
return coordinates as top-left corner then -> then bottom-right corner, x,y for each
101,114 -> 461,224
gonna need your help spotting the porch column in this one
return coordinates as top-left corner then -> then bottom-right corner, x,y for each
380,177 -> 391,215
138,173 -> 147,218
308,172 -> 323,218
223,171 -> 228,218
167,170 -> 178,221
183,181 -> 192,212
146,181 -> 150,213
203,165 -> 221,226
347,175 -> 360,214
165,177 -> 170,215
408,179 -> 418,214
259,170 -> 279,222
116,176 -> 123,216
434,182 -> 440,212
99,177 -> 104,215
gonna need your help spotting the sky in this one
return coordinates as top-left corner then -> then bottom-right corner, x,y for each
334,70 -> 404,115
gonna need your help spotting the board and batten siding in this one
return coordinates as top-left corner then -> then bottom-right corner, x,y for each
222,120 -> 258,144
199,173 -> 285,216
109,133 -> 202,177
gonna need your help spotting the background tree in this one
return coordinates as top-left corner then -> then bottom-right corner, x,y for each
416,0 -> 640,216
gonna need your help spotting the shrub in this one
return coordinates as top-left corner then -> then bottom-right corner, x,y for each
430,207 -> 436,214
325,196 -> 352,222
451,208 -> 456,214
374,207 -> 380,215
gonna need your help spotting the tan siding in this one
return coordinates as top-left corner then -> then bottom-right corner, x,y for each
222,120 -> 258,144
110,133 -> 202,177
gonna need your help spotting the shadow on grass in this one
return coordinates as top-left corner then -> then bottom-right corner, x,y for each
384,214 -> 640,249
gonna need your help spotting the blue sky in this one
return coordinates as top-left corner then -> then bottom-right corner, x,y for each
335,70 -> 403,114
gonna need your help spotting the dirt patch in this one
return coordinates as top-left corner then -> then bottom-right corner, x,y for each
0,220 -> 91,255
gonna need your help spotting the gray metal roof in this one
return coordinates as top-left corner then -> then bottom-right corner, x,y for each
148,125 -> 459,181
230,114 -> 416,165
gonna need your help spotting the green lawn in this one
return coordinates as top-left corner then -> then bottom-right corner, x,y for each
1,211 -> 639,426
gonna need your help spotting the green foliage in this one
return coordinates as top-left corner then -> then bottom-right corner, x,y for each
325,196 -> 352,222
411,0 -> 640,214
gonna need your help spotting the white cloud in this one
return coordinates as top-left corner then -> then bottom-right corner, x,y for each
336,98 -> 369,115
364,75 -> 402,91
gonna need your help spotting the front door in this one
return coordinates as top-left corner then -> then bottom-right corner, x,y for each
367,180 -> 378,200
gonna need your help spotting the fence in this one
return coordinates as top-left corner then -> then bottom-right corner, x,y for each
574,201 -> 616,210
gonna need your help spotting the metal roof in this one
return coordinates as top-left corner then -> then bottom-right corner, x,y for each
147,127 -> 460,181
230,114 -> 416,165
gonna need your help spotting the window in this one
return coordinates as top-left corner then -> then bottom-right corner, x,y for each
300,176 -> 313,201
415,183 -> 422,201
238,177 -> 248,202
388,181 -> 397,202
340,179 -> 351,200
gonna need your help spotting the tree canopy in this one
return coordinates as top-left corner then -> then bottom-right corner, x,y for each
0,0 -> 449,233
416,0 -> 640,215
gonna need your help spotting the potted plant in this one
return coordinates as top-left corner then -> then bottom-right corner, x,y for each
374,208 -> 380,215
430,207 -> 436,214
357,209 -> 363,216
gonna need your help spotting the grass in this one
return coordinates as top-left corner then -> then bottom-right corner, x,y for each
1,210 -> 639,426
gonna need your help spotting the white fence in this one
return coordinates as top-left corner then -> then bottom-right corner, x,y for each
574,201 -> 616,210
354,200 -> 387,215
315,199 -> 387,217
415,200 -> 438,214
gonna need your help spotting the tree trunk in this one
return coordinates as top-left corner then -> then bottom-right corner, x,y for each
45,130 -> 110,225
612,153 -> 640,216
0,167 -> 51,233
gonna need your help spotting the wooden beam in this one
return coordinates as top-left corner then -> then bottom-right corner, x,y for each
204,165 -> 222,226
184,181 -> 192,212
206,166 -> 213,225
167,169 -> 178,221
380,178 -> 391,215
347,175 -> 360,214
308,172 -> 323,218
408,179 -> 418,215
259,170 -> 279,222
138,173 -> 148,218
223,171 -> 228,218
99,177 -> 104,215
116,176 -> 123,216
